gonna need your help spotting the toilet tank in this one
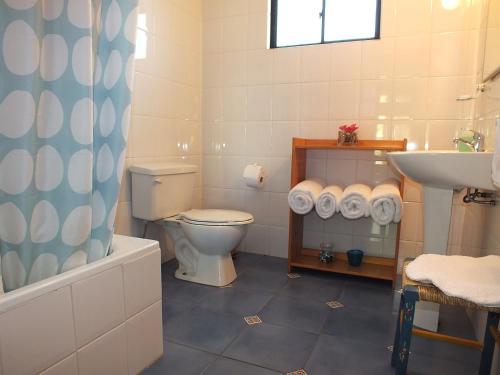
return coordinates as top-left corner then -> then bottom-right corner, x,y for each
129,162 -> 198,221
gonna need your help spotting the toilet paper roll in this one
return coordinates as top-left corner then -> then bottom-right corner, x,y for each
243,164 -> 265,188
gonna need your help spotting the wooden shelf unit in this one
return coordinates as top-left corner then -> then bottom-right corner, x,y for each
288,138 -> 408,287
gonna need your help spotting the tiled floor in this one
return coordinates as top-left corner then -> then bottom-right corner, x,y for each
144,253 -> 481,375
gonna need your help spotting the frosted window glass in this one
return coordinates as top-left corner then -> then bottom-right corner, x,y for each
324,0 -> 378,42
276,0 -> 323,47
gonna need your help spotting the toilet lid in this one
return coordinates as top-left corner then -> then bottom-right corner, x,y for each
180,209 -> 253,225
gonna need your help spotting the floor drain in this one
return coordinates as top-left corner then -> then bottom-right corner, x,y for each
326,300 -> 344,309
287,273 -> 301,279
244,315 -> 262,325
287,370 -> 308,375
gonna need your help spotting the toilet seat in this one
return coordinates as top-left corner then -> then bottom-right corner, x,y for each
180,209 -> 254,226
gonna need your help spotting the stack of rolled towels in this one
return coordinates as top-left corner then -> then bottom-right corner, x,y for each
288,178 -> 403,225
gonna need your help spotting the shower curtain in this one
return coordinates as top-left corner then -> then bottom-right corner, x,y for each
0,0 -> 137,291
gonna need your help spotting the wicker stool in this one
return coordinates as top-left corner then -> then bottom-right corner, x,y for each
391,259 -> 500,375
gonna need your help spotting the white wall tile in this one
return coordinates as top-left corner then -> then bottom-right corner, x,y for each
393,78 -> 429,120
126,301 -> 163,375
270,122 -> 300,157
361,39 -> 395,80
272,48 -> 300,83
394,35 -> 430,78
39,355 -> 78,375
272,84 -> 300,121
72,266 -> 125,347
123,250 -> 162,318
300,44 -> 331,82
223,16 -> 248,51
77,325 -> 128,375
395,0 -> 432,36
223,86 -> 247,121
300,82 -> 330,121
247,49 -> 273,85
244,190 -> 270,225
0,287 -> 75,375
223,51 -> 247,86
246,122 -> 273,156
330,80 -> 360,120
247,12 -> 268,50
359,80 -> 393,120
268,226 -> 289,258
224,0 -> 248,17
247,85 -> 272,121
331,42 -> 362,81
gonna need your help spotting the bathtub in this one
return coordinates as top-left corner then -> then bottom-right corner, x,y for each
0,235 -> 163,375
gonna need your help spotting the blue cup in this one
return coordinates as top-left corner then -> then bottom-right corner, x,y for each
347,249 -> 364,267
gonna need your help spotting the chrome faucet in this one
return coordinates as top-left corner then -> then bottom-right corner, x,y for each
453,130 -> 485,152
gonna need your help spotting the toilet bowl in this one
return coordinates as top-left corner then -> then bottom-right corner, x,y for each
129,162 -> 253,287
164,209 -> 253,286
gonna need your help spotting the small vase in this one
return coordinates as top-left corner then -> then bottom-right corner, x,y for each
338,131 -> 358,145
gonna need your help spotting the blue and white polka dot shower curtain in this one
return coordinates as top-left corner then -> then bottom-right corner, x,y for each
0,0 -> 138,291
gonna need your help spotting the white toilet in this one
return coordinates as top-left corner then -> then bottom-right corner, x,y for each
129,162 -> 253,287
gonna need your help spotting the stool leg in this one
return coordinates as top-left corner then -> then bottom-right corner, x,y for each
396,288 -> 418,375
391,294 -> 404,366
479,312 -> 500,375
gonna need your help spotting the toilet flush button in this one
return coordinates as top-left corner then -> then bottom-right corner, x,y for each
153,178 -> 162,184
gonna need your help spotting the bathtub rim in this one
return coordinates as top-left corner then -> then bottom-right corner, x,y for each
0,235 -> 159,314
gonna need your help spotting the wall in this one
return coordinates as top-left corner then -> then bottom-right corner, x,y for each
466,1 -> 500,370
114,0 -> 203,260
201,0 -> 483,261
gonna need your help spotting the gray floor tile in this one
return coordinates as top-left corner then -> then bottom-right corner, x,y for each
322,305 -> 396,345
232,269 -> 288,293
410,335 -> 481,367
408,352 -> 479,375
339,281 -> 396,312
252,256 -> 289,273
233,252 -> 265,273
223,323 -> 318,373
279,275 -> 344,302
198,287 -> 273,317
305,334 -> 394,375
163,277 -> 221,308
201,358 -> 280,375
143,341 -> 216,375
164,307 -> 246,354
259,295 -> 330,334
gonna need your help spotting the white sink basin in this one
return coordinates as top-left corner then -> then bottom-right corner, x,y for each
388,150 -> 496,332
388,151 -> 495,191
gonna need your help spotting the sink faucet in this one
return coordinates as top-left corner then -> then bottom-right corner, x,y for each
453,130 -> 485,152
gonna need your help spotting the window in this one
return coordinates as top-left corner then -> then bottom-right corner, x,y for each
270,0 -> 381,48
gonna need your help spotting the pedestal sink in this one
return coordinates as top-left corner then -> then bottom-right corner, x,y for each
388,151 -> 496,331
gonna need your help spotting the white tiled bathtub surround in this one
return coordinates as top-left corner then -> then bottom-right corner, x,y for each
0,236 -> 162,375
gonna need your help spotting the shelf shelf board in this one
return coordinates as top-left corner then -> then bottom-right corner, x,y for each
290,253 -> 395,282
292,138 -> 407,151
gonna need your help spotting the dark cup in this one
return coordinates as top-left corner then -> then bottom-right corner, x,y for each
347,249 -> 364,267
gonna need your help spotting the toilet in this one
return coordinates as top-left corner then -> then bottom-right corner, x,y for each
129,162 -> 253,287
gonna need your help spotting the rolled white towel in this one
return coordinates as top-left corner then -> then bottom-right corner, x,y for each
315,185 -> 343,219
339,184 -> 371,219
288,178 -> 325,215
369,180 -> 403,226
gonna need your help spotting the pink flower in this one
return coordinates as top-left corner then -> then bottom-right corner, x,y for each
339,123 -> 358,134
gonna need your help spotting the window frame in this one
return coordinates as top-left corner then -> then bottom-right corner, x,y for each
269,0 -> 382,49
